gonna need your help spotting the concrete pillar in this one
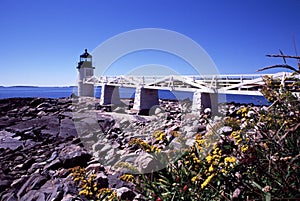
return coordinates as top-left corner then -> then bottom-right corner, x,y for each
78,81 -> 94,97
133,87 -> 159,115
100,84 -> 121,106
192,90 -> 218,115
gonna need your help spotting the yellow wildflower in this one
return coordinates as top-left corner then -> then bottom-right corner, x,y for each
119,174 -> 135,183
212,154 -> 221,160
231,131 -> 241,139
195,143 -> 203,151
208,165 -> 214,172
206,155 -> 213,163
237,107 -> 248,117
151,146 -> 161,153
241,144 -> 249,152
191,176 -> 197,183
98,188 -> 117,201
212,147 -> 222,155
108,191 -> 117,200
79,189 -> 89,196
153,130 -> 164,137
156,133 -> 166,141
129,138 -> 152,150
220,169 -> 227,174
263,142 -> 269,150
201,173 -> 215,189
235,138 -> 242,145
225,156 -> 236,163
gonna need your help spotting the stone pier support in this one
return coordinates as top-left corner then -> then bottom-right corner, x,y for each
192,90 -> 218,115
100,84 -> 121,106
132,87 -> 159,115
78,81 -> 94,97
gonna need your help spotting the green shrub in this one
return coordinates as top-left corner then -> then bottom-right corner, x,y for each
132,74 -> 300,200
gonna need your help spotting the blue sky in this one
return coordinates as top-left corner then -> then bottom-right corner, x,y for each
0,0 -> 299,86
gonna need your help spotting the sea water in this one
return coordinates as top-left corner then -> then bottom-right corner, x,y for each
0,86 -> 269,105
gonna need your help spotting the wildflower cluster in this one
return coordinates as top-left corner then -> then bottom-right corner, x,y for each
153,130 -> 167,142
230,131 -> 242,145
137,72 -> 300,199
97,188 -> 117,201
119,173 -> 135,183
228,125 -> 251,156
236,107 -> 249,118
129,137 -> 161,153
70,166 -> 117,201
191,143 -> 238,191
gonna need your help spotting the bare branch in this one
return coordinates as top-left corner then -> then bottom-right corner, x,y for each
279,49 -> 287,64
266,54 -> 300,59
257,64 -> 299,73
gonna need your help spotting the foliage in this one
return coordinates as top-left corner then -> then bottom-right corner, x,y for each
128,74 -> 300,200
128,137 -> 162,153
70,166 -> 117,201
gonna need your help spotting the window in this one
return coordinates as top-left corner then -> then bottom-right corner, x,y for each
86,69 -> 92,77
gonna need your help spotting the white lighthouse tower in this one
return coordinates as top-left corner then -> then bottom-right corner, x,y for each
77,49 -> 95,97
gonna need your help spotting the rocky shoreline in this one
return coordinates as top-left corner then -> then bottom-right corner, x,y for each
0,97 -> 264,201
0,98 -> 86,200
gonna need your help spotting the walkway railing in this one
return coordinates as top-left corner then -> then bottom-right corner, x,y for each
83,72 -> 298,96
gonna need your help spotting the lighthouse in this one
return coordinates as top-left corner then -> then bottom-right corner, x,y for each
77,49 -> 95,97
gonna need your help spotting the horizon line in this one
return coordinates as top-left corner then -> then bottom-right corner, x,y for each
0,85 -> 77,88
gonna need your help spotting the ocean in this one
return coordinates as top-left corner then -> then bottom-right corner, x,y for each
0,86 -> 269,105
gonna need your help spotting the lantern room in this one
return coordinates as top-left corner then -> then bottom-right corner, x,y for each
77,49 -> 93,69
